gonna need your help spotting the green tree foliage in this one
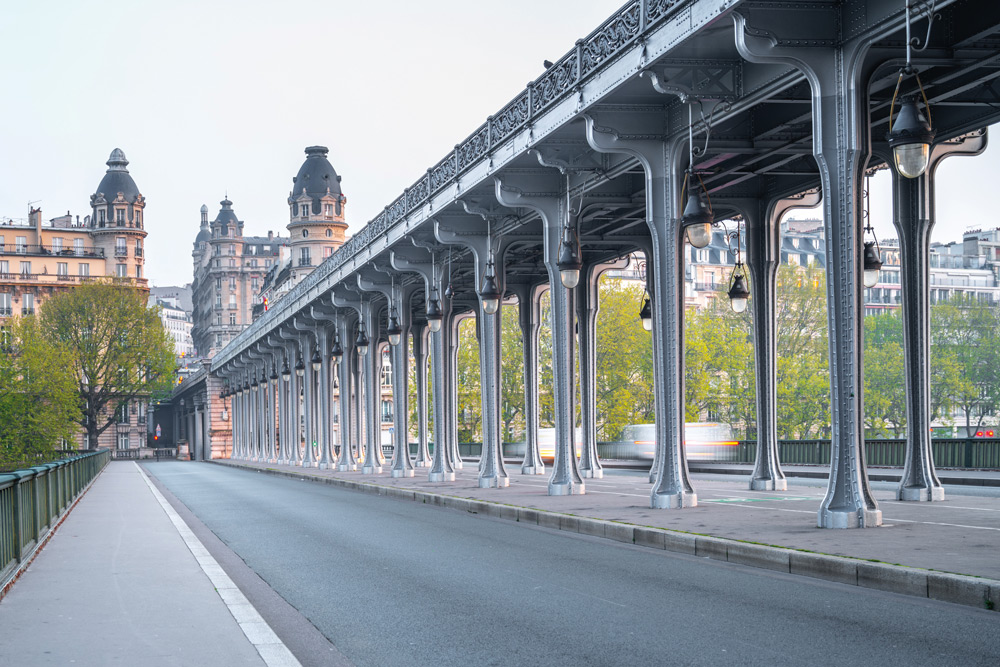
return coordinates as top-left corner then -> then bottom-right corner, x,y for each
39,281 -> 176,449
456,317 -> 482,442
862,309 -> 907,436
0,317 -> 81,470
595,280 -> 654,439
499,306 -> 525,442
931,294 -> 1000,436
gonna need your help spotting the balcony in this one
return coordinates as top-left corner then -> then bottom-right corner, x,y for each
115,247 -> 128,257
297,258 -> 312,267
135,247 -> 143,257
0,307 -> 11,316
0,243 -> 104,258
21,308 -> 35,316
693,282 -> 721,292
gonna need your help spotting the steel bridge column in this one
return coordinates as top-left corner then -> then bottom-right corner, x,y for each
496,180 -> 584,496
360,303 -> 383,474
737,191 -> 822,491
308,314 -> 334,470
513,283 -> 545,475
390,304 -> 415,478
292,322 -> 317,468
885,131 -> 988,500
584,116 -> 694,508
412,325 -> 432,468
428,273 -> 456,482
577,264 -> 603,479
445,312 -> 464,471
336,318 -> 359,471
736,12 -> 881,528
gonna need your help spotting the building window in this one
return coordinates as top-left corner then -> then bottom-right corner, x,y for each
20,261 -> 31,275
229,313 -> 236,326
135,265 -> 142,279
229,244 -> 235,255
265,259 -> 272,267
116,237 -> 127,256
216,334 -> 222,346
300,205 -> 309,217
251,277 -> 259,290
302,229 -> 309,238
0,260 -> 7,275
74,238 -> 84,255
229,294 -> 236,307
15,236 -> 26,253
135,239 -> 143,257
215,295 -> 222,308
380,400 -> 393,423
324,246 -> 333,258
324,204 -> 333,217
299,247 -> 311,266
79,263 -> 90,277
216,278 -> 222,290
99,210 -> 106,224
135,210 -> 142,226
0,293 -> 11,317
229,259 -> 235,268
21,293 -> 33,315
52,237 -> 63,252
229,277 -> 237,289
116,264 -> 127,277
215,314 -> 222,326
57,262 -> 68,276
118,433 -> 130,449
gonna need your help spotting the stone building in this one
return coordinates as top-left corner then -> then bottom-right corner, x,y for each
254,146 -> 349,318
0,148 -> 151,452
189,199 -> 289,357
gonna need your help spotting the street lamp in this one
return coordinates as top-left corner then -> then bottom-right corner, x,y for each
885,2 -> 937,179
294,353 -> 305,377
270,365 -> 278,387
386,311 -> 402,346
557,220 -> 582,289
311,346 -> 322,372
331,336 -> 343,363
480,262 -> 501,315
355,326 -> 369,356
723,219 -> 750,313
281,356 -> 291,381
861,179 -> 882,288
639,294 -> 652,332
426,298 -> 443,332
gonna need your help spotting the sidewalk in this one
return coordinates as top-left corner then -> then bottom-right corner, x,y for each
0,461 -> 296,667
217,458 -> 1000,610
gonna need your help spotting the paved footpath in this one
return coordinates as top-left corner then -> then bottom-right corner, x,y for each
216,458 -> 1000,609
0,461 -> 298,667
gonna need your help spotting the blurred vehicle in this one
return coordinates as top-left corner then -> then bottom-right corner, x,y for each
618,423 -> 737,461
537,427 -> 583,460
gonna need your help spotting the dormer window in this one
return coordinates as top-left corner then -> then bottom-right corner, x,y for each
99,210 -> 106,224
324,204 -> 333,216
300,205 -> 309,217
116,209 -> 125,224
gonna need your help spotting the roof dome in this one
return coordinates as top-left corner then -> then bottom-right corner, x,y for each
93,148 -> 140,203
289,146 -> 342,212
213,198 -> 240,226
200,204 -> 209,214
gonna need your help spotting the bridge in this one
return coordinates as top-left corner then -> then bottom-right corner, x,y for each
166,0 -> 1000,529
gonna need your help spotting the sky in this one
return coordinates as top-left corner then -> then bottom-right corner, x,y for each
1,0 -> 997,287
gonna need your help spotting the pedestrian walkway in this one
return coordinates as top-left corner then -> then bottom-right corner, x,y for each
0,461 -> 298,667
216,458 -> 1000,610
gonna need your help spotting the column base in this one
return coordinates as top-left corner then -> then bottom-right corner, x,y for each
650,490 -> 697,509
521,465 -> 545,475
337,463 -> 357,472
415,460 -> 431,468
750,477 -> 788,491
817,507 -> 882,528
428,471 -> 455,482
302,461 -> 315,468
479,475 -> 510,489
453,460 -> 464,470
362,465 -> 382,474
548,481 -> 585,495
897,485 -> 945,502
391,469 -> 415,478
318,462 -> 331,470
581,468 -> 604,479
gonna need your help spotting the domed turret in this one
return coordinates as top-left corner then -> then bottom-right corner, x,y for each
288,146 -> 342,215
93,148 -> 141,204
195,204 -> 211,245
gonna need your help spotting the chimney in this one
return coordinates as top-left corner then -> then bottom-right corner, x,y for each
268,230 -> 273,241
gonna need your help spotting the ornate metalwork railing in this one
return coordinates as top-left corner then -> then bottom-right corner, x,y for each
0,449 -> 111,595
217,0 -> 689,367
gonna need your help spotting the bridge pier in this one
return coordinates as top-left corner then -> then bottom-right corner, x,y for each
512,282 -> 545,475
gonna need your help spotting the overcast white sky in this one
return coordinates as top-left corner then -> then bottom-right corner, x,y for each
1,0 -> 996,287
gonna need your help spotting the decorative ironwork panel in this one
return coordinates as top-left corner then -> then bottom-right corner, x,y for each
490,92 -> 530,146
430,155 -> 457,193
647,0 -> 684,23
532,57 -> 577,114
458,125 -> 490,171
581,2 -> 641,76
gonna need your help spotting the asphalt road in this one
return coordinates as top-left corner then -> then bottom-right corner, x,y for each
145,462 -> 1000,667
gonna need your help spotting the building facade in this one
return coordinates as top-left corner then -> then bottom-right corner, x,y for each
254,146 -> 349,319
0,148 -> 151,452
190,199 -> 289,357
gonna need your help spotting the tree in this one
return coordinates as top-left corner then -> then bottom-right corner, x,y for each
863,310 -> 907,436
931,294 -> 1000,436
456,317 -> 482,442
0,317 -> 81,470
39,281 -> 176,449
499,306 -> 525,443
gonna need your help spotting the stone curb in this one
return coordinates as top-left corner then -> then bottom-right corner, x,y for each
212,461 -> 998,612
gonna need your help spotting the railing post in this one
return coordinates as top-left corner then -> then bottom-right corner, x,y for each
964,438 -> 974,468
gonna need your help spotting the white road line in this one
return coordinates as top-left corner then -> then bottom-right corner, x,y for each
885,518 -> 1000,531
883,501 -> 1000,513
135,463 -> 301,667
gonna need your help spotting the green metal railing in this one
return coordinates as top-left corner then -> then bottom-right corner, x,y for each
1,449 -> 110,592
